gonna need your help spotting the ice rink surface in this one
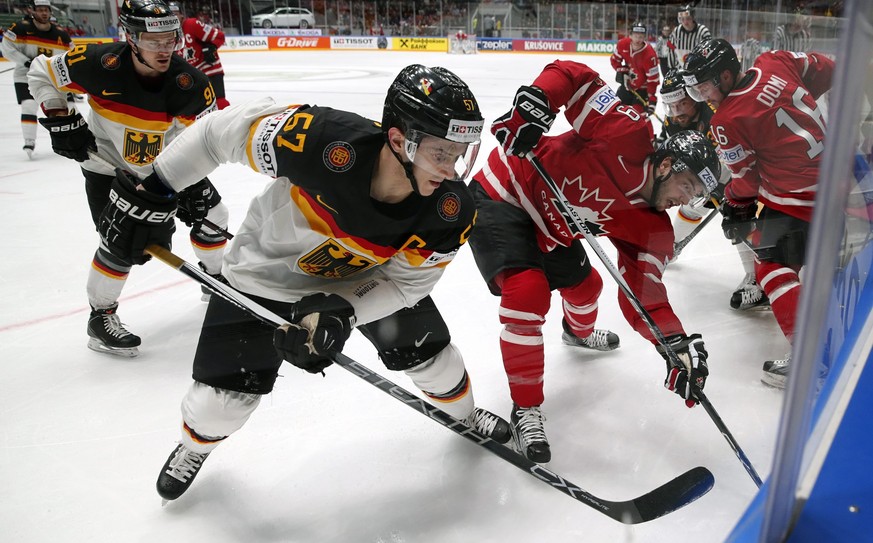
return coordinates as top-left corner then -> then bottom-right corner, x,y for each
0,50 -> 789,542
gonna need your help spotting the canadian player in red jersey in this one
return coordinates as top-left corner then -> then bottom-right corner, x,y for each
683,38 -> 834,388
473,60 -> 720,463
610,22 -> 660,115
170,2 -> 229,109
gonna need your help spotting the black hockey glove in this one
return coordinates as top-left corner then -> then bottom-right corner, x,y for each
491,85 -> 555,157
201,44 -> 219,64
615,66 -> 634,90
273,293 -> 356,375
38,111 -> 97,162
645,97 -> 657,116
722,202 -> 757,245
98,169 -> 177,266
657,334 -> 709,408
176,178 -> 218,231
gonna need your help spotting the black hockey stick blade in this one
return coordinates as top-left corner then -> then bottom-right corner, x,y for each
145,245 -> 716,523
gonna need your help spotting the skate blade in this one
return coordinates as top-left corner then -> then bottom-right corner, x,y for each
87,338 -> 140,358
760,375 -> 787,389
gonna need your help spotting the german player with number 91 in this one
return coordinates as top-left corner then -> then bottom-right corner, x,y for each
682,38 -> 835,388
27,0 -> 229,358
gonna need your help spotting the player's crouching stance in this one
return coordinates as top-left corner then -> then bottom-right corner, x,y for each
470,60 -> 717,463
92,64 -> 511,502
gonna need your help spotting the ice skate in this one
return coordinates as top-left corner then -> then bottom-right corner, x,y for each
157,443 -> 211,504
561,319 -> 620,351
198,261 -> 228,302
511,404 -> 550,463
87,304 -> 140,357
466,407 -> 512,444
23,139 -> 35,159
730,274 -> 770,310
762,357 -> 790,389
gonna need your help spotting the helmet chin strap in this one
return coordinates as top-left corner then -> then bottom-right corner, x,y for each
386,133 -> 421,195
128,40 -> 152,69
649,163 -> 674,205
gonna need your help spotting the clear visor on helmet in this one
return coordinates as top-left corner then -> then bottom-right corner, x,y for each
671,159 -> 716,206
683,76 -> 719,103
128,15 -> 183,52
404,130 -> 481,182
663,95 -> 698,118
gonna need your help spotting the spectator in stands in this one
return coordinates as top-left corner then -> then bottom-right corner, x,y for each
655,24 -> 677,77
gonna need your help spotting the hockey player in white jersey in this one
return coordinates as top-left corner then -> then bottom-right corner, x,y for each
90,64 -> 512,502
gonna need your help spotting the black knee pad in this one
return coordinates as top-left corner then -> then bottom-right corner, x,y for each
756,207 -> 809,266
357,296 -> 451,371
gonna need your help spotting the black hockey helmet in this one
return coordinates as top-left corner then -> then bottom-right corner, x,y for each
630,21 -> 646,35
677,3 -> 695,21
120,0 -> 182,43
383,64 -> 484,145
682,38 -> 740,101
660,69 -> 687,103
651,130 -> 721,199
382,64 -> 484,189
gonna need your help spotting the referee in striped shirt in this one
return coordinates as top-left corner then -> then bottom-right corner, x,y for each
670,4 -> 712,65
773,12 -> 811,52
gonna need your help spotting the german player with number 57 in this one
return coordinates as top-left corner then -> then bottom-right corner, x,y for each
683,39 -> 834,388
101,64 -> 513,503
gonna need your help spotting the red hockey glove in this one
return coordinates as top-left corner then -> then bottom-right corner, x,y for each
615,66 -> 634,90
657,334 -> 709,408
491,85 -> 555,157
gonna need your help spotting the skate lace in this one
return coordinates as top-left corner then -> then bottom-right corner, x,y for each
740,288 -> 764,307
467,408 -> 499,436
166,447 -> 207,482
102,312 -> 133,339
583,330 -> 612,349
514,407 -> 547,446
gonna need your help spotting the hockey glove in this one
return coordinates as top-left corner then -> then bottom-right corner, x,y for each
38,111 -> 97,162
98,169 -> 177,266
657,334 -> 708,408
645,97 -> 657,116
615,66 -> 634,90
201,45 -> 219,64
721,202 -> 757,245
273,293 -> 356,375
491,85 -> 555,157
176,178 -> 218,231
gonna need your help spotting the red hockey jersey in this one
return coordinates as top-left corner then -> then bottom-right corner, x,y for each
474,61 -> 684,343
610,37 -> 660,98
180,17 -> 225,76
714,51 -> 834,221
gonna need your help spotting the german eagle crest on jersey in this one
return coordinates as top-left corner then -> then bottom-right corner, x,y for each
123,129 -> 164,165
298,239 -> 377,278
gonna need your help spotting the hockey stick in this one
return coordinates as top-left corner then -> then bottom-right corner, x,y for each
628,87 -> 665,124
526,153 -> 763,488
144,244 -> 716,523
86,151 -> 234,239
0,65 -> 16,75
672,206 -> 720,256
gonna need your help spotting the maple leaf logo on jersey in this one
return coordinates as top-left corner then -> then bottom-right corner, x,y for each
559,175 -> 614,236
